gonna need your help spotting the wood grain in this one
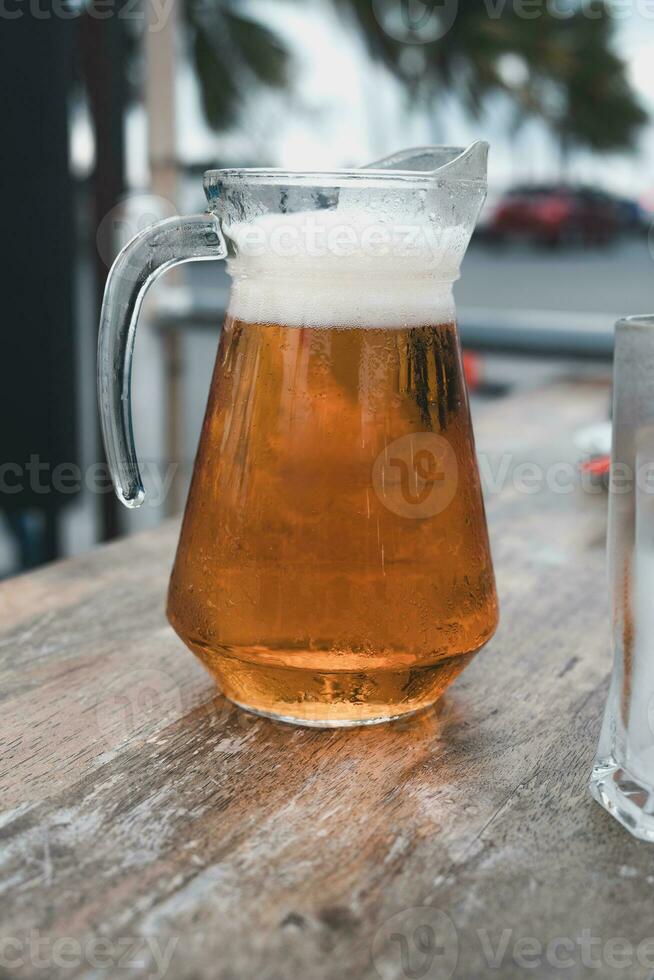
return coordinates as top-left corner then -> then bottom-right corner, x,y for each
3,374 -> 644,980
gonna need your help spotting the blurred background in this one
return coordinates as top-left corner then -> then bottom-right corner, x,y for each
2,0 -> 653,575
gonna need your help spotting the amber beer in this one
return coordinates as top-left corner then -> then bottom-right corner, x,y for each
167,313 -> 498,724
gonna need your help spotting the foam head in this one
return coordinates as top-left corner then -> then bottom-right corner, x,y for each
206,148 -> 488,328
224,209 -> 465,328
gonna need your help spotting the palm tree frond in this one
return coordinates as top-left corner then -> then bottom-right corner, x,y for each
186,0 -> 647,155
183,0 -> 291,132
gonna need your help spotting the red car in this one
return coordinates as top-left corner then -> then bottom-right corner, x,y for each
486,184 -> 620,247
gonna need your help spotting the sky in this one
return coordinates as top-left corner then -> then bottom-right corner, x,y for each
109,0 -> 654,200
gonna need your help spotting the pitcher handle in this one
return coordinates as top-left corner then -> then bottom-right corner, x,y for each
97,213 -> 226,508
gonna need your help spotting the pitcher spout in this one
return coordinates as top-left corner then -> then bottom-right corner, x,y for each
365,140 -> 489,183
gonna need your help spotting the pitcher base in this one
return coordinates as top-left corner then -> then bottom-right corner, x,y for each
188,644 -> 475,727
590,757 -> 654,842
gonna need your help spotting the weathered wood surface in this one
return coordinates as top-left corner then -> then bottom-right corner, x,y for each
2,374 -> 647,980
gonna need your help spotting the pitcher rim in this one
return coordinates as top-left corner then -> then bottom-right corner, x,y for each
204,169 -> 486,186
204,142 -> 489,191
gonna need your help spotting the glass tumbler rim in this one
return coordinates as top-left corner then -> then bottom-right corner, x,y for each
616,314 -> 654,329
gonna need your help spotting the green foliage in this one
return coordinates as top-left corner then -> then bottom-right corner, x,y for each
184,1 -> 289,130
186,0 -> 647,153
333,0 -> 647,152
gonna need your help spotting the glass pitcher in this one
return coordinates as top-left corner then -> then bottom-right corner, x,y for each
98,143 -> 499,727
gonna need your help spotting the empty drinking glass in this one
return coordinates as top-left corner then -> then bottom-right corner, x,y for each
590,315 -> 654,840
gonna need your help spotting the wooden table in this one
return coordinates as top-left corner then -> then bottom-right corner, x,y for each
3,373 -> 647,980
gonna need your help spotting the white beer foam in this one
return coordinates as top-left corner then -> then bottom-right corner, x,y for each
224,211 -> 463,328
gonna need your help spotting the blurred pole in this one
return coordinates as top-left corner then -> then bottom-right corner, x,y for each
1,16 -> 78,566
146,2 -> 183,516
80,8 -> 127,541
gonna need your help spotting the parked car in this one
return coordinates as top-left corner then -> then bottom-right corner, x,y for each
611,195 -> 649,235
485,184 -> 621,247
